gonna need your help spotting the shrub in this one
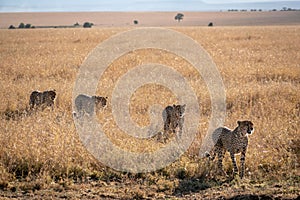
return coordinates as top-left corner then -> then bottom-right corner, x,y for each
133,20 -> 138,25
83,22 -> 93,28
25,24 -> 31,29
18,23 -> 25,29
8,25 -> 15,29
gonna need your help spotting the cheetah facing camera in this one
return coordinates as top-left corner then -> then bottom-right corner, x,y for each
206,120 -> 254,178
74,94 -> 107,118
162,104 -> 186,139
29,90 -> 56,110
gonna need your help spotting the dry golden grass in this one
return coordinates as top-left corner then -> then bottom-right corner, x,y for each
0,26 -> 299,199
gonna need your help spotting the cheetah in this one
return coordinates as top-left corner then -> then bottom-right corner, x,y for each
162,104 -> 186,138
29,90 -> 56,110
74,94 -> 107,117
206,120 -> 254,178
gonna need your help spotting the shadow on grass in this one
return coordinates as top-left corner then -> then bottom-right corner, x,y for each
174,175 -> 299,200
173,177 -> 212,196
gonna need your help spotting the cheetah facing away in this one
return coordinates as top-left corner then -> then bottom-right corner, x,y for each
29,90 -> 56,110
206,120 -> 254,178
74,94 -> 107,118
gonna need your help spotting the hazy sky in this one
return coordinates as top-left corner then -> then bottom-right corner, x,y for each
0,0 -> 300,12
203,0 -> 298,2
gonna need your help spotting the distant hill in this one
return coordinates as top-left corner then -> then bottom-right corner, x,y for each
1,11 -> 300,28
211,1 -> 300,11
0,0 -> 299,12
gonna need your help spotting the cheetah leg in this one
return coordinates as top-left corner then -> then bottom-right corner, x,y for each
207,147 -> 216,161
29,101 -> 34,109
164,117 -> 171,133
217,148 -> 226,176
170,121 -> 176,133
178,118 -> 184,138
240,149 -> 246,178
49,102 -> 54,111
230,152 -> 239,176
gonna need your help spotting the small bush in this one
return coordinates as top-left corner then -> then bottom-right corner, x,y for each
18,23 -> 25,29
8,25 -> 15,29
25,24 -> 31,29
83,22 -> 93,28
134,20 -> 138,25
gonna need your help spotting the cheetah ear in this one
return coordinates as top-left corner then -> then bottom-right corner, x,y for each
182,104 -> 186,108
173,104 -> 176,107
237,121 -> 241,126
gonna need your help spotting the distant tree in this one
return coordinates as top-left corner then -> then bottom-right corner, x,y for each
133,20 -> 138,25
18,22 -> 25,29
175,13 -> 184,22
74,22 -> 80,27
83,22 -> 94,28
25,24 -> 31,28
282,7 -> 287,11
8,25 -> 16,29
208,22 -> 213,27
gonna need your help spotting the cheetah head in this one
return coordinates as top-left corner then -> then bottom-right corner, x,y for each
237,120 -> 254,136
93,96 -> 108,107
173,104 -> 186,118
48,90 -> 56,100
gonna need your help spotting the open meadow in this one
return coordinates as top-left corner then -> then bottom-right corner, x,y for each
0,25 -> 299,199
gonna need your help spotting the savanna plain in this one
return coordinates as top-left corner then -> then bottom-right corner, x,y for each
0,25 -> 299,199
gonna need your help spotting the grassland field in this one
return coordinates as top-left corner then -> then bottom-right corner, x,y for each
0,26 -> 299,199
